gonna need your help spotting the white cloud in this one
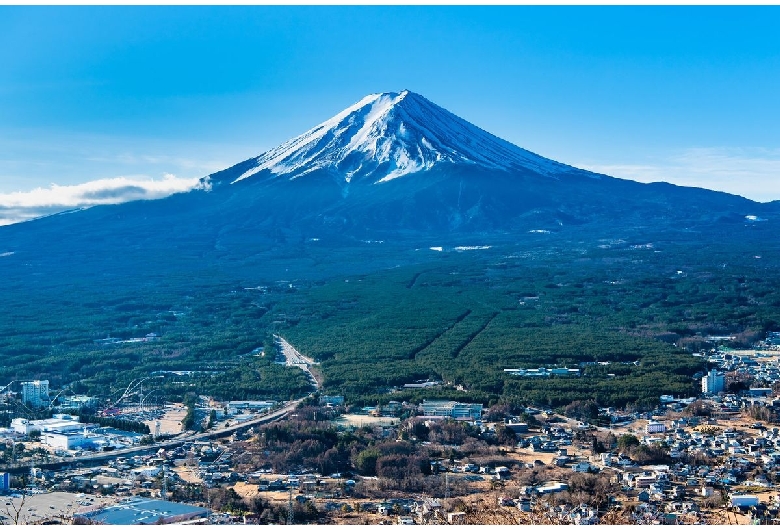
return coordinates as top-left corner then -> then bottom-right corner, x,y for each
0,174 -> 210,226
579,147 -> 780,203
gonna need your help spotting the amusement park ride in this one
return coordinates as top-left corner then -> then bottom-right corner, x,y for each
102,375 -> 165,416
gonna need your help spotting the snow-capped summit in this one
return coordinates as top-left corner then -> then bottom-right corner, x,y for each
232,90 -> 574,185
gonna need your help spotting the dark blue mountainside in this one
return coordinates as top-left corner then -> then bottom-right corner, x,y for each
0,90 -> 777,276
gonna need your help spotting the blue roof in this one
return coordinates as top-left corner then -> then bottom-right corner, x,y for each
82,497 -> 209,525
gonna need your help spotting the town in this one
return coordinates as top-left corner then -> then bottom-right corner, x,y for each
3,334 -> 780,524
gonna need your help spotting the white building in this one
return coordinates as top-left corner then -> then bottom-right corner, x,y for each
11,414 -> 85,435
646,421 -> 667,434
10,418 -> 31,435
42,431 -> 89,451
702,369 -> 725,394
226,401 -> 275,414
132,466 -> 163,478
634,473 -> 658,488
21,380 -> 50,408
11,414 -> 103,451
420,400 -> 483,420
59,395 -> 98,409
536,482 -> 569,494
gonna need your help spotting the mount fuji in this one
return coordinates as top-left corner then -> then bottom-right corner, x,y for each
196,89 -> 770,236
0,90 -> 777,268
226,90 -> 577,186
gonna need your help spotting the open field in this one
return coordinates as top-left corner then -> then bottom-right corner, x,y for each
143,404 -> 188,436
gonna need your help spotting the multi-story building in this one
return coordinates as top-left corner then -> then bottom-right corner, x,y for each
701,369 -> 725,394
319,395 -> 345,406
21,380 -> 50,408
646,421 -> 667,434
58,395 -> 97,409
420,400 -> 483,420
42,431 -> 90,451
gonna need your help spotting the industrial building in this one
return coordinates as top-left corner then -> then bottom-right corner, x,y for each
419,400 -> 483,420
80,497 -> 210,525
225,400 -> 275,414
11,414 -> 84,435
9,414 -> 107,451
42,431 -> 91,451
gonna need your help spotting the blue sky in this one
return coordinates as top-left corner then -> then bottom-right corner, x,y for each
1,6 -> 779,223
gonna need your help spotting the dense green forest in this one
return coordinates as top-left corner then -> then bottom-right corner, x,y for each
1,222 -> 779,410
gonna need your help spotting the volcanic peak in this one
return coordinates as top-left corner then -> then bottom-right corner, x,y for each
233,90 -> 574,185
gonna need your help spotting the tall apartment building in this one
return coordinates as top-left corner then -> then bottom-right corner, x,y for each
701,369 -> 725,394
21,380 -> 50,408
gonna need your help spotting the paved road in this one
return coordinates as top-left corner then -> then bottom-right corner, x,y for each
275,334 -> 321,389
23,396 -> 307,471
12,342 -> 319,473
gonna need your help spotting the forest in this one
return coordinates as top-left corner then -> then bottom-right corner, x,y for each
0,220 -> 778,411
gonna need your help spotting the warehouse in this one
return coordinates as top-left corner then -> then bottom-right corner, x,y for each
80,497 -> 210,525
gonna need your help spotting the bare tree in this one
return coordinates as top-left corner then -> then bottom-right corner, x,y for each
1,492 -> 29,525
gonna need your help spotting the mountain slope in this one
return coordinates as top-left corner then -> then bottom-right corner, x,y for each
0,90 -> 777,266
220,90 -> 581,186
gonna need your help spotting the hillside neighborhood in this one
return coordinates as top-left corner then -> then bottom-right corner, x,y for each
3,336 -> 780,524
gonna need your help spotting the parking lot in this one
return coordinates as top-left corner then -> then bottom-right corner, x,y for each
0,491 -> 114,524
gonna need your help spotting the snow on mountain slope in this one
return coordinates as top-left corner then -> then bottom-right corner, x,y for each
233,90 -> 578,185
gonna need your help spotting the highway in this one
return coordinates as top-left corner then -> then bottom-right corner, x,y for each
22,396 -> 308,472
275,334 -> 321,388
12,337 -> 320,472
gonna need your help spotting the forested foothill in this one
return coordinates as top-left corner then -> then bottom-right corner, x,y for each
0,218 -> 778,411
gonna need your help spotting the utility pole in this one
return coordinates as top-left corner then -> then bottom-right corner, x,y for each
287,474 -> 294,525
161,464 -> 167,500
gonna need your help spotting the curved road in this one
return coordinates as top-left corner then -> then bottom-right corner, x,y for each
19,337 -> 321,472
26,396 -> 309,471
